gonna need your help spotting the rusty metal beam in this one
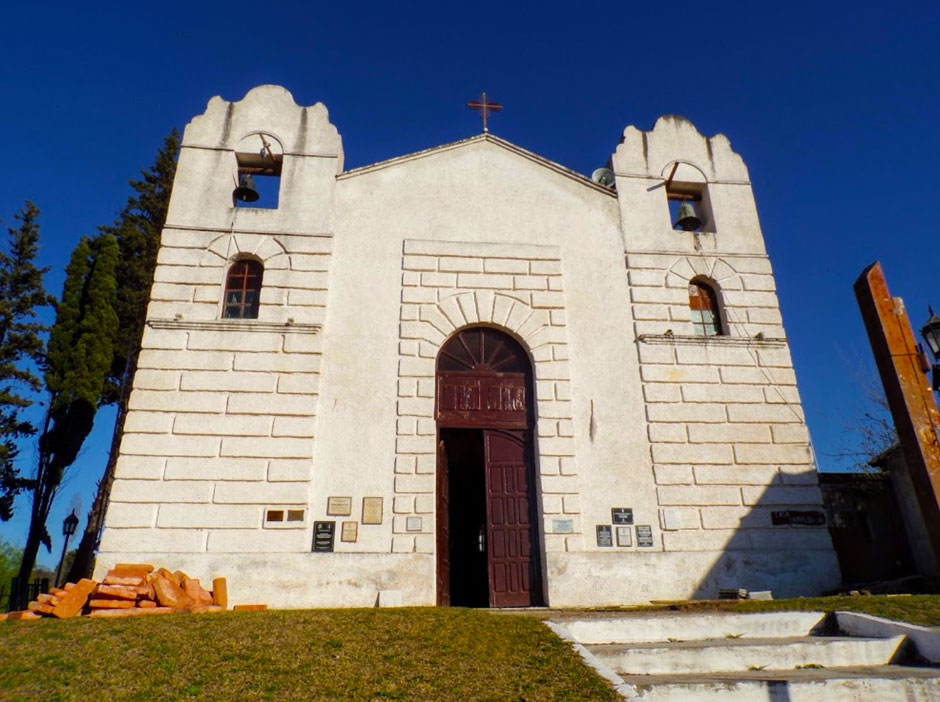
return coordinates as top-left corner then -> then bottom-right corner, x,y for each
855,261 -> 940,568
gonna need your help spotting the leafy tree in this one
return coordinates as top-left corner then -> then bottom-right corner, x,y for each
0,202 -> 54,520
0,537 -> 23,597
68,130 -> 179,581
16,235 -> 119,587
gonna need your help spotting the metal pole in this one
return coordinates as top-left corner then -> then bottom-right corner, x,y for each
54,532 -> 72,588
855,262 -> 940,568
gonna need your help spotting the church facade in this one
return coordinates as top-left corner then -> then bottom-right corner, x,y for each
95,85 -> 841,608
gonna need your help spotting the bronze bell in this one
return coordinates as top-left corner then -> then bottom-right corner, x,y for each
674,201 -> 702,231
233,174 -> 260,203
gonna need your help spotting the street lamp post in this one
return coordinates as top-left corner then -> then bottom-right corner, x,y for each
922,307 -> 940,392
55,511 -> 79,588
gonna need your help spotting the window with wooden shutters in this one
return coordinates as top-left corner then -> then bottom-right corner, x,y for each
688,279 -> 723,336
223,259 -> 263,319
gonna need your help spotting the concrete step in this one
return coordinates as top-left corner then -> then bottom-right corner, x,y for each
591,634 -> 906,675
558,611 -> 826,644
618,666 -> 940,701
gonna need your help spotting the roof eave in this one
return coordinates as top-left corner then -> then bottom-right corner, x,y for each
337,133 -> 617,197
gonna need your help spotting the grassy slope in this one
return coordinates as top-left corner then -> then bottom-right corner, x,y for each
0,608 -> 620,702
5,596 -> 940,701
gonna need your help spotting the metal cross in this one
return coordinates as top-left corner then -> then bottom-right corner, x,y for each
466,92 -> 502,133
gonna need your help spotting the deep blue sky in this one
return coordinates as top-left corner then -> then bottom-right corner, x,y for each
1,1 -> 937,564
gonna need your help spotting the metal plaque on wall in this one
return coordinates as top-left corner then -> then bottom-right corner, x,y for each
616,526 -> 633,547
596,525 -> 613,547
326,496 -> 352,516
611,508 -> 634,525
771,510 -> 826,527
635,525 -> 654,548
313,521 -> 335,552
362,497 -> 383,525
341,521 -> 358,542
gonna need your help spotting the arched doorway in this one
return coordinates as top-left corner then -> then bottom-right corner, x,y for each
435,327 -> 543,608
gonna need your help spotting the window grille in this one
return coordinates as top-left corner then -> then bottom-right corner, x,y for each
223,259 -> 263,319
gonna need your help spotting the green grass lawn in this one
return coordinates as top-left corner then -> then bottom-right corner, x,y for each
0,608 -> 620,702
5,596 -> 940,702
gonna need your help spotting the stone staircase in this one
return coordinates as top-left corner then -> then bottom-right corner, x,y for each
546,611 -> 940,701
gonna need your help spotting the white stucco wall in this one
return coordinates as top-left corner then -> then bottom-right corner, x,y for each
96,87 -> 840,607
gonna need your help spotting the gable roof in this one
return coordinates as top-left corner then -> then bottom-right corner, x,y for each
337,133 -> 616,197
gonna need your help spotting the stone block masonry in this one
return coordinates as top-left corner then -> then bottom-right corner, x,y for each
101,227 -> 327,556
627,251 -> 830,553
98,88 -> 841,607
394,240 -> 580,555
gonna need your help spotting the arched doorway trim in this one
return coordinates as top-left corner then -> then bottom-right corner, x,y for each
392,281 -> 580,608
435,326 -> 541,608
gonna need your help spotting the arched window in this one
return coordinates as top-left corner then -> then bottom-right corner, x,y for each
688,279 -> 723,336
223,259 -> 263,319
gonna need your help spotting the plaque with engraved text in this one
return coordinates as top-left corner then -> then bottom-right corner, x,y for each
313,521 -> 335,552
611,508 -> 634,525
362,497 -> 383,525
341,521 -> 358,542
616,526 -> 633,547
327,496 -> 352,516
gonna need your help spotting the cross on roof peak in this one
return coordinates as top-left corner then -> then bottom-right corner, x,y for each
466,92 -> 502,133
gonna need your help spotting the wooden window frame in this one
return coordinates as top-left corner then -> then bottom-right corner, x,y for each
688,279 -> 724,337
223,259 -> 264,320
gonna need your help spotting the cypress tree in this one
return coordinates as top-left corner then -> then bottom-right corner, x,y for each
0,202 -> 54,520
17,235 -> 119,588
67,130 -> 179,581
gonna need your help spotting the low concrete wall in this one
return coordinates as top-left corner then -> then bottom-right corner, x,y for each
836,611 -> 940,663
93,552 -> 435,608
546,549 -> 841,607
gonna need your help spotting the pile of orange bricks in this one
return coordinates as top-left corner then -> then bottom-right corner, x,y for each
1,563 -> 256,622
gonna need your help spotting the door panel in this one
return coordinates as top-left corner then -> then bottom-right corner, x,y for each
436,438 -> 450,606
484,429 -> 541,608
436,328 -> 542,609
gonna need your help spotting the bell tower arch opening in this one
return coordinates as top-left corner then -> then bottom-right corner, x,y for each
435,326 -> 544,608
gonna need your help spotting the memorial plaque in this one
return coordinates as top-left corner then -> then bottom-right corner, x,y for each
636,525 -> 654,547
771,510 -> 826,527
327,496 -> 352,516
313,521 -> 335,552
616,526 -> 633,547
596,525 -> 613,547
362,497 -> 383,525
406,516 -> 423,532
611,508 -> 634,525
341,521 -> 358,543
553,518 -> 574,534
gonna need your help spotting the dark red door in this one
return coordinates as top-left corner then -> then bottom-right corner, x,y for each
436,327 -> 543,608
484,429 -> 539,607
436,438 -> 451,606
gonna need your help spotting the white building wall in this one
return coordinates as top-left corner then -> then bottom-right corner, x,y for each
96,87 -> 840,608
610,116 -> 840,600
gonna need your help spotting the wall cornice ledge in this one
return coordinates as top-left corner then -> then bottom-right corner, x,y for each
638,333 -> 787,347
148,319 -> 321,334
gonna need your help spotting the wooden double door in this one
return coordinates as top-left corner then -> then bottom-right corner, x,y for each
435,328 -> 543,608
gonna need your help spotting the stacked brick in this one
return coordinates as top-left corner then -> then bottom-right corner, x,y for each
2,564 -> 229,621
627,252 -> 829,553
395,239 -> 579,554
